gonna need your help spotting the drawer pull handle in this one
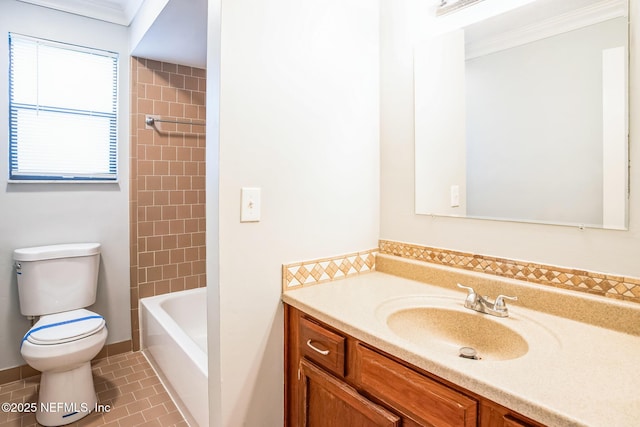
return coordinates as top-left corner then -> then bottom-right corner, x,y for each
306,340 -> 330,356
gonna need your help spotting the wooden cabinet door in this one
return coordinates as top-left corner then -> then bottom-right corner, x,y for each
299,359 -> 400,427
354,344 -> 477,427
502,416 -> 536,427
479,401 -> 545,427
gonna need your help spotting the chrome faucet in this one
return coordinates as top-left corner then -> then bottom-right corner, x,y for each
457,284 -> 518,318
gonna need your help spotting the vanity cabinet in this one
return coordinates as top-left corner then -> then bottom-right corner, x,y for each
297,316 -> 399,426
285,304 -> 545,427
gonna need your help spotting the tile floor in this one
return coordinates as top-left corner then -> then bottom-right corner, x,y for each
0,351 -> 187,427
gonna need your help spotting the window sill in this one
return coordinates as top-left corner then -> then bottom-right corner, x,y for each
8,179 -> 120,184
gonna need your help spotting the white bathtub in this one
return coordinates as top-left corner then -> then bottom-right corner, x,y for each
140,288 -> 208,427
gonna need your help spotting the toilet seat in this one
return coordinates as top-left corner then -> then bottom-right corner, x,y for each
22,309 -> 105,347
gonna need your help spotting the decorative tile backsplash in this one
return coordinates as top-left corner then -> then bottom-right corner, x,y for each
282,249 -> 378,291
282,240 -> 639,304
379,240 -> 640,303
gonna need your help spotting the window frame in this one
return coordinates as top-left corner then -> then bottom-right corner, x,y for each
8,33 -> 119,183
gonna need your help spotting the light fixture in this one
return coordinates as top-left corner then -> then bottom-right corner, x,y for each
437,0 -> 486,16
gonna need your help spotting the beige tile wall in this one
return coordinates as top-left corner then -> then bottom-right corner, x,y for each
130,57 -> 207,350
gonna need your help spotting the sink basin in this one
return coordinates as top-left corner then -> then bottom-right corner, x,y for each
376,295 -> 559,362
386,307 -> 529,361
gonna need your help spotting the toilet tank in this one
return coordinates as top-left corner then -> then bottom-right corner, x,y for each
13,243 -> 101,316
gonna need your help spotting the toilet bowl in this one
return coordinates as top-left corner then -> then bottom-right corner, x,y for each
20,309 -> 108,426
13,243 -> 107,427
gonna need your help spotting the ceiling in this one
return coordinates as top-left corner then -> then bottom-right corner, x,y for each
17,0 -> 208,68
17,0 -> 144,25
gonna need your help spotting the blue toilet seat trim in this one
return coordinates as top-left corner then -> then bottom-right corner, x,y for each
21,315 -> 104,348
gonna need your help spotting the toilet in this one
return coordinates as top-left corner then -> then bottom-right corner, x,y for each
14,243 -> 108,426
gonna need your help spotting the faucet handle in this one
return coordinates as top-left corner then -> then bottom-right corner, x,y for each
494,294 -> 518,310
457,284 -> 478,304
457,283 -> 475,294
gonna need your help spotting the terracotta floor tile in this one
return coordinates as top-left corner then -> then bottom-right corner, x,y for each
125,399 -> 151,416
0,352 -> 186,427
115,412 -> 145,426
157,411 -> 184,427
141,404 -> 168,422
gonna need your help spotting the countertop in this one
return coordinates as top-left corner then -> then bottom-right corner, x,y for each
282,267 -> 640,427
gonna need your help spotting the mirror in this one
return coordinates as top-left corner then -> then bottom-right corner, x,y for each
415,0 -> 629,229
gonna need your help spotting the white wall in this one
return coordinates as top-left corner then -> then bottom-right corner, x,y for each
381,0 -> 640,278
207,0 -> 380,424
206,0 -> 222,423
129,0 -> 169,53
414,30 -> 467,216
0,1 -> 131,370
130,0 -> 207,69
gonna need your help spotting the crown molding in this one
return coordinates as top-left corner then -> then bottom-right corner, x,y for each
17,0 -> 143,26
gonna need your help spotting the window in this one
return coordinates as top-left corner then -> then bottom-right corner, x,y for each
9,33 -> 118,181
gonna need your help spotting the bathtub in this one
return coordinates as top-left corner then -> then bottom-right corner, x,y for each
140,288 -> 208,427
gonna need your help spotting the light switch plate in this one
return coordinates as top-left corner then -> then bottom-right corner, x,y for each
450,185 -> 460,207
240,187 -> 261,222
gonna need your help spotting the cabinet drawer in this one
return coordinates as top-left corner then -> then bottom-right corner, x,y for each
299,317 -> 346,377
355,344 -> 477,427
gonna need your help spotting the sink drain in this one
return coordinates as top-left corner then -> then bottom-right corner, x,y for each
459,347 -> 480,360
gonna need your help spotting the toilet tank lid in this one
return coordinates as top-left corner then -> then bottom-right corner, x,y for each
13,243 -> 101,261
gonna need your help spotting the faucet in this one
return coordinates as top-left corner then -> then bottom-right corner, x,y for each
457,284 -> 518,318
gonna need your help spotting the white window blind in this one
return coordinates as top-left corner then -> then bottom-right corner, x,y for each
9,33 -> 118,181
